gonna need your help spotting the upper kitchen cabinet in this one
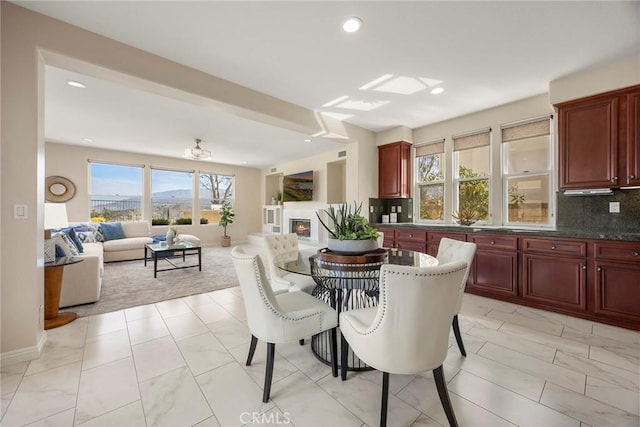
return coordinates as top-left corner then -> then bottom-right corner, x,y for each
626,87 -> 640,187
556,84 -> 640,189
378,141 -> 411,198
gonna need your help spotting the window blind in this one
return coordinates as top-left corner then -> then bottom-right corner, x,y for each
415,139 -> 445,157
501,116 -> 551,143
453,128 -> 491,151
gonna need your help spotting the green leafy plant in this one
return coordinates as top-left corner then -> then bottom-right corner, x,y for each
452,165 -> 489,226
199,217 -> 209,224
317,202 -> 378,240
174,217 -> 192,225
218,200 -> 235,238
152,218 -> 170,226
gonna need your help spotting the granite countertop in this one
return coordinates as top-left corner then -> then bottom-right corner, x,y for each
373,223 -> 640,242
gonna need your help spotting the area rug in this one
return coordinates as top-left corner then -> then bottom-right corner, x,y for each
62,246 -> 239,318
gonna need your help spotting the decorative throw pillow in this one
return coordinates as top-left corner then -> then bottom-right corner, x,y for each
59,227 -> 84,253
53,232 -> 79,257
100,222 -> 125,241
54,243 -> 67,259
76,231 -> 96,243
86,222 -> 104,242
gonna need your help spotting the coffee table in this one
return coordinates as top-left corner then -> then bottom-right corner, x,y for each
144,241 -> 202,278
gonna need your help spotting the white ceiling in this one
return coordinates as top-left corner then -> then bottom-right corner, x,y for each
16,1 -> 640,168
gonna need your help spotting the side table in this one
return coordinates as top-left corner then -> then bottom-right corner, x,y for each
44,257 -> 83,330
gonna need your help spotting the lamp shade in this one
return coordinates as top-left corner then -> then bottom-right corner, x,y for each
44,203 -> 69,229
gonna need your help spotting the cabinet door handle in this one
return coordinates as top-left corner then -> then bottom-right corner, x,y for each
408,234 -> 413,238
631,175 -> 636,180
611,176 -> 618,182
551,245 -> 557,250
597,266 -> 603,272
632,251 -> 639,257
490,240 -> 495,245
582,265 -> 586,270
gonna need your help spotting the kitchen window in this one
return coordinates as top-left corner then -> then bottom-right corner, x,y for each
502,116 -> 553,225
453,129 -> 491,225
415,140 -> 445,221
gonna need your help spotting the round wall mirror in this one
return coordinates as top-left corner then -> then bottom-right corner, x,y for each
45,176 -> 76,202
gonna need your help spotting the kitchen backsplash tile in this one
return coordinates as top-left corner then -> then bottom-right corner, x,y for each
556,189 -> 640,233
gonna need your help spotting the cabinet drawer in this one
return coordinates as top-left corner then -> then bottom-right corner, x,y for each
376,227 -> 396,240
522,237 -> 587,257
594,241 -> 640,262
469,234 -> 518,251
395,228 -> 426,242
427,232 -> 466,245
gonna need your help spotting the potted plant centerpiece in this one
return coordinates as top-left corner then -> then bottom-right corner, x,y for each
317,202 -> 379,255
218,200 -> 235,247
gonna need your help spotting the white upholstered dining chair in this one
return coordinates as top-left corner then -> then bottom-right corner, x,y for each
339,261 -> 468,427
230,246 -> 338,403
436,237 -> 477,357
263,233 -> 316,293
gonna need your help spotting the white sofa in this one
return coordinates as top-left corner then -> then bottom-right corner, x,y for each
102,220 -> 154,262
59,221 -> 200,308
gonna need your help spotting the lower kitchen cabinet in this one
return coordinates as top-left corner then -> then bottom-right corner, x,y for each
521,237 -> 588,313
467,234 -> 519,297
426,231 -> 466,257
373,225 -> 640,330
395,228 -> 427,252
593,241 -> 640,324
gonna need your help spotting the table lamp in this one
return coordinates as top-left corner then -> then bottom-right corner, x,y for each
44,203 -> 69,262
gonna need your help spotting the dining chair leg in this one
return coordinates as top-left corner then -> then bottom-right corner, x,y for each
452,315 -> 466,357
263,343 -> 276,403
246,335 -> 258,366
433,365 -> 458,427
329,327 -> 338,377
380,371 -> 389,427
340,333 -> 349,381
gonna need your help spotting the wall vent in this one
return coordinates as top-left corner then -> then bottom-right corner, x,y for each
270,167 -> 277,173
338,150 -> 347,158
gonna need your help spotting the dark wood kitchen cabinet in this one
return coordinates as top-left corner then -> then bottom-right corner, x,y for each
556,84 -> 640,189
426,231 -> 466,257
593,241 -> 640,324
394,228 -> 426,252
466,234 -> 519,297
378,141 -> 411,198
376,227 -> 396,249
521,237 -> 588,313
626,88 -> 640,186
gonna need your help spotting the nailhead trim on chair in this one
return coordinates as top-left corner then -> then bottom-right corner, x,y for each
249,256 -> 324,330
342,264 -> 468,336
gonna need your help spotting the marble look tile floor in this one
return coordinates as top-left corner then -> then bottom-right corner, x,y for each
2,288 -> 639,427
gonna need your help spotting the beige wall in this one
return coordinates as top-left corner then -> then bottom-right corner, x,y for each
45,143 -> 261,244
413,94 -> 554,225
550,55 -> 640,104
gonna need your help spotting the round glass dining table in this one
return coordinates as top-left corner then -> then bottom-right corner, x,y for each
279,247 -> 438,370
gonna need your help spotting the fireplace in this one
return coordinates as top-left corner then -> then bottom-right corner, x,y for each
291,218 -> 311,239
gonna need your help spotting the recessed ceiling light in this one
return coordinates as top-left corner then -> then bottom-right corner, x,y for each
430,87 -> 445,95
342,17 -> 362,33
67,80 -> 86,88
83,138 -> 93,143
304,139 -> 312,143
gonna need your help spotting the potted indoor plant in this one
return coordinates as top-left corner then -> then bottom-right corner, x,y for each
317,201 -> 379,254
218,200 -> 235,247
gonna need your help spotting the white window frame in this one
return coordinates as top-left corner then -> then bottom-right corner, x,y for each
501,116 -> 554,228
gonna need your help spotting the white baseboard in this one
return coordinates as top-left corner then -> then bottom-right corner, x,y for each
0,331 -> 46,366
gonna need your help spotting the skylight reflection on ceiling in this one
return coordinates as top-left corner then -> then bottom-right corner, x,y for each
336,99 -> 390,111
